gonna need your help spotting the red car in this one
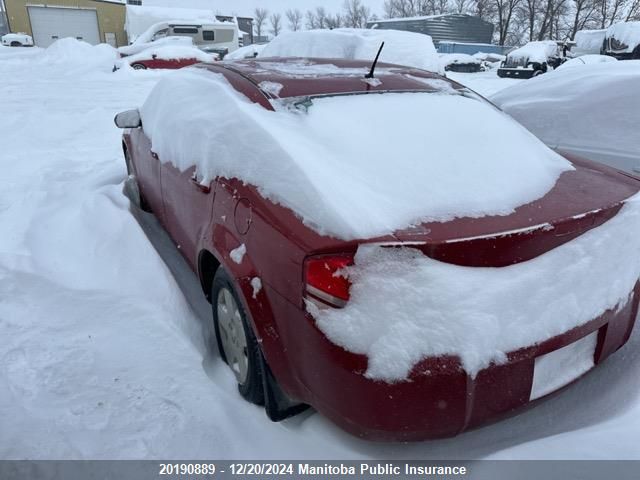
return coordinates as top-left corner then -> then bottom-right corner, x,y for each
118,45 -> 218,70
115,58 -> 640,441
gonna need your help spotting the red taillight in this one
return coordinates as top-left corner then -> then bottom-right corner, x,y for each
304,254 -> 354,308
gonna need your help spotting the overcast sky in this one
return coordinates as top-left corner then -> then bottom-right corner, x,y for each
145,0 -> 387,18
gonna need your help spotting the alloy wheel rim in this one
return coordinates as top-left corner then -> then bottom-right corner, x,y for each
217,288 -> 249,384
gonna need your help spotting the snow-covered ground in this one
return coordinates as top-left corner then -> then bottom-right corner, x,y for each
1,42 -> 639,460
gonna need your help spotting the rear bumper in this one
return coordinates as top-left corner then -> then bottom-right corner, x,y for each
497,67 -> 536,79
273,283 -> 639,441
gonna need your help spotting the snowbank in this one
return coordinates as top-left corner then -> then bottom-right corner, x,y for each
506,40 -> 558,63
311,192 -> 640,381
259,28 -> 443,74
225,43 -> 267,60
557,54 -> 617,69
490,60 -> 640,172
125,5 -> 216,42
605,21 -> 640,52
140,69 -> 571,240
38,38 -> 119,73
125,45 -> 216,64
573,29 -> 606,56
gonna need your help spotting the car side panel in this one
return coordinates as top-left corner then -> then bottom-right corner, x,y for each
161,162 -> 216,269
130,128 -> 164,221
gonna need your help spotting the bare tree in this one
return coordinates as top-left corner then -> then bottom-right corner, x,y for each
627,0 -> 640,19
326,13 -> 344,28
569,0 -> 598,38
473,0 -> 496,19
494,0 -> 522,44
269,12 -> 282,37
286,8 -> 303,31
344,0 -> 372,27
595,0 -> 626,27
453,0 -> 474,12
306,7 -> 329,28
254,7 -> 269,37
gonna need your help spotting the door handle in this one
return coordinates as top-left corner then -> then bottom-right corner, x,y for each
190,175 -> 211,194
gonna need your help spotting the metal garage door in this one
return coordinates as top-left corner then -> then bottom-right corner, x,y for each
28,6 -> 100,48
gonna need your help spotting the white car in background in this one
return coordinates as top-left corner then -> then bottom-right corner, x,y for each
2,33 -> 34,47
491,60 -> 640,174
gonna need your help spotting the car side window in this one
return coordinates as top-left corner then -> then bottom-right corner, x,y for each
173,27 -> 199,34
152,28 -> 169,41
203,30 -> 215,41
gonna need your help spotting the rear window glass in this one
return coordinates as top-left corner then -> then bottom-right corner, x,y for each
203,30 -> 215,41
173,27 -> 199,34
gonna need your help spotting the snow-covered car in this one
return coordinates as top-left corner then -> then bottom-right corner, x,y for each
498,40 -> 564,78
115,45 -> 218,70
572,29 -> 607,56
115,57 -> 640,441
439,53 -> 484,73
491,60 -> 639,174
118,35 -> 194,57
473,52 -> 507,69
602,21 -> 640,60
224,43 -> 267,60
258,28 -> 444,74
1,33 -> 34,47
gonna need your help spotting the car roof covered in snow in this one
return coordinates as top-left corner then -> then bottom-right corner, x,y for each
195,57 -> 463,103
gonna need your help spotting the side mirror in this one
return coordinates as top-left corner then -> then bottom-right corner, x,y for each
114,109 -> 141,129
152,54 -> 157,60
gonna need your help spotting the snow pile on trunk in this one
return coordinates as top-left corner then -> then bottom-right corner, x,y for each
311,193 -> 640,382
507,40 -> 558,63
140,70 -> 571,240
573,29 -> 606,56
259,28 -> 443,74
490,61 -> 640,169
606,21 -> 640,52
225,43 -> 267,60
39,38 -> 119,73
126,45 -> 216,64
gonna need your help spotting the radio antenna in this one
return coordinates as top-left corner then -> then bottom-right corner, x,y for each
365,42 -> 385,79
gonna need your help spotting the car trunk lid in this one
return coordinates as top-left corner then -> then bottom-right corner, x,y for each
389,158 -> 640,267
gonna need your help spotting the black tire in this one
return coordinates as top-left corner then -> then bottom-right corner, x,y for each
124,149 -> 151,212
532,69 -> 544,77
131,63 -> 147,70
10,41 -> 21,47
212,267 -> 265,405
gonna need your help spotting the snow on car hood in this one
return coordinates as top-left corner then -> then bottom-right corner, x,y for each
140,69 -> 572,240
259,28 -> 444,74
310,192 -> 640,382
506,40 -> 558,63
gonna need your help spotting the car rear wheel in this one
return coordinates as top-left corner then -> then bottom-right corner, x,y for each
212,268 -> 265,405
131,63 -> 147,70
10,41 -> 21,47
124,149 -> 151,212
